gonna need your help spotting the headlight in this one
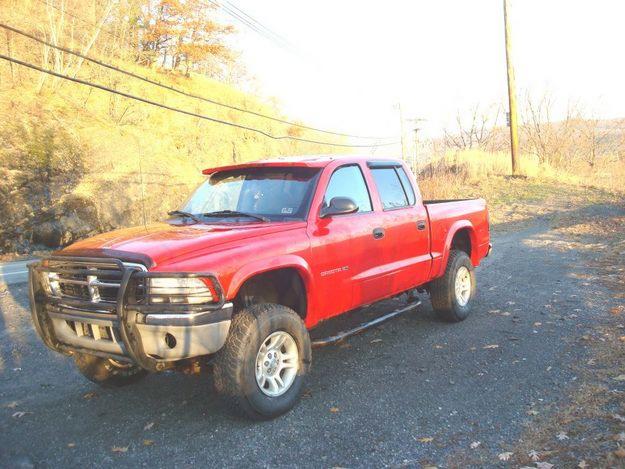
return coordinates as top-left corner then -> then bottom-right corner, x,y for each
40,271 -> 61,296
148,277 -> 216,305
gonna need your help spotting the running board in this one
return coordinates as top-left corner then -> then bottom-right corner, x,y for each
311,300 -> 422,348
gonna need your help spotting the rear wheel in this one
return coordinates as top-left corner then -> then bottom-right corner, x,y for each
429,250 -> 476,322
213,303 -> 311,420
73,353 -> 147,387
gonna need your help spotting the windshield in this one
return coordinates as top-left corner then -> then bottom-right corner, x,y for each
179,166 -> 321,222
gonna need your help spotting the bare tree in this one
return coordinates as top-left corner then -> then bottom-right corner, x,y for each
443,104 -> 501,151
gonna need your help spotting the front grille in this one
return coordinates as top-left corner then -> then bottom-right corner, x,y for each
38,258 -> 146,357
45,259 -> 127,309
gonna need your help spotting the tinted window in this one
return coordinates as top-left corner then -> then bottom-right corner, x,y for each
324,165 -> 372,213
396,167 -> 416,205
371,167 -> 409,209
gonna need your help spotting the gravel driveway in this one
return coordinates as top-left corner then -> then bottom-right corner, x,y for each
1,200 -> 623,468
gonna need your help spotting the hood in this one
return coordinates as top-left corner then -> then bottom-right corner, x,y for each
60,221 -> 305,267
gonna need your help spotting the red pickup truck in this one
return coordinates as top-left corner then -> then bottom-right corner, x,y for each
28,156 -> 490,419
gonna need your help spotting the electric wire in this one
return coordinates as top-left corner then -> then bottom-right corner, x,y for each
0,53 -> 399,148
2,21 -> 395,141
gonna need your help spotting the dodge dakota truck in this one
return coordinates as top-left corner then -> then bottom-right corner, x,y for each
28,155 -> 491,419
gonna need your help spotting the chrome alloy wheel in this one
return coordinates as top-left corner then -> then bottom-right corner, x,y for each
454,266 -> 472,306
255,331 -> 299,397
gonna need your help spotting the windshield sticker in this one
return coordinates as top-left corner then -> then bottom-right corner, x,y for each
281,207 -> 293,214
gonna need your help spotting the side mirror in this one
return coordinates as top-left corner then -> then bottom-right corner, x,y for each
320,197 -> 358,218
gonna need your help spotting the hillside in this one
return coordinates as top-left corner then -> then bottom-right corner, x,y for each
0,3 -> 345,254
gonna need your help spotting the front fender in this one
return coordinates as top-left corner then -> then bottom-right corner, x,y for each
226,254 -> 315,309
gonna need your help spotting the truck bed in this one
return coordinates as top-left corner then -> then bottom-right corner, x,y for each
424,198 -> 490,278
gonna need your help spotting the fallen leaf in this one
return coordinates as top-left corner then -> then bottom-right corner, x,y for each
578,461 -> 588,468
619,336 -> 625,342
143,439 -> 154,446
613,414 -> 625,422
329,407 -> 339,413
67,443 -> 76,448
111,446 -> 129,453
144,422 -> 154,431
370,339 -> 382,344
483,344 -> 499,349
529,449 -> 541,461
11,411 -> 30,419
83,392 -> 97,400
615,447 -> 625,458
611,306 -> 624,315
613,375 -> 625,382
5,401 -> 18,409
470,441 -> 481,449
556,431 -> 569,441
434,345 -> 444,349
615,432 -> 625,442
536,463 -> 554,469
534,322 -> 542,327
416,437 -> 433,443
527,409 -> 539,416
498,452 -> 513,461
302,389 -> 313,399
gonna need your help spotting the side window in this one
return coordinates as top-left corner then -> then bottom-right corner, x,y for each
324,165 -> 372,213
371,167 -> 409,210
396,167 -> 416,205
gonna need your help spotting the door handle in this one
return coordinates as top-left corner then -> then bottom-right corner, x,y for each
372,227 -> 385,239
417,220 -> 427,230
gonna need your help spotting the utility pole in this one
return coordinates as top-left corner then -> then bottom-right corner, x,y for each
398,102 -> 406,161
413,127 -> 419,173
407,118 -> 425,174
504,0 -> 520,175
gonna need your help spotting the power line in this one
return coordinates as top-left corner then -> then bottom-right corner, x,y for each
208,0 -> 298,56
224,1 -> 294,48
0,53 -> 399,148
3,22 -> 394,141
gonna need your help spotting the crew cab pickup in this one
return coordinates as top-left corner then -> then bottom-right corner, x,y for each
28,156 -> 491,419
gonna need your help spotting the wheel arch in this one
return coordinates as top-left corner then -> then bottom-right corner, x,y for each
227,256 -> 314,320
437,222 -> 478,277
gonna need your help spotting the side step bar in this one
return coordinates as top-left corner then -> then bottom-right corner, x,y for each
311,300 -> 422,348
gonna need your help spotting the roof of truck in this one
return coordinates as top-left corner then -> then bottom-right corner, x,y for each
201,155 -> 401,174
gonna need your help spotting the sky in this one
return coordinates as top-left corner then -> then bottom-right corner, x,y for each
217,0 -> 625,147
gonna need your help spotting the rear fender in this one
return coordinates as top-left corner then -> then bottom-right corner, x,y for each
436,221 -> 478,278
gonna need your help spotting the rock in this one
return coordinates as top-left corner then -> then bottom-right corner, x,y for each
32,221 -> 63,247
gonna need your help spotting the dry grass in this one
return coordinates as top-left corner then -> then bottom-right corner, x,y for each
417,150 -> 625,227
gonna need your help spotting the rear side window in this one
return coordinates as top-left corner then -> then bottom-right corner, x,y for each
396,167 -> 416,205
324,165 -> 372,212
371,167 -> 413,210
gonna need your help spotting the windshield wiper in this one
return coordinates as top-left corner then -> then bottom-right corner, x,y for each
167,210 -> 201,223
202,210 -> 270,223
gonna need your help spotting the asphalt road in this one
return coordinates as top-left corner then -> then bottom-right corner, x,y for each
0,203 -> 622,468
0,260 -> 30,286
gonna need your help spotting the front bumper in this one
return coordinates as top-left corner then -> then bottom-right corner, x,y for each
28,257 -> 233,372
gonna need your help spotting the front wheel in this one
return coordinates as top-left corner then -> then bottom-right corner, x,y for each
73,353 -> 148,387
213,304 -> 311,420
429,249 -> 476,322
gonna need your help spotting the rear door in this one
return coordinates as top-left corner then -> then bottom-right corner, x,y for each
308,163 -> 389,320
367,162 -> 432,292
